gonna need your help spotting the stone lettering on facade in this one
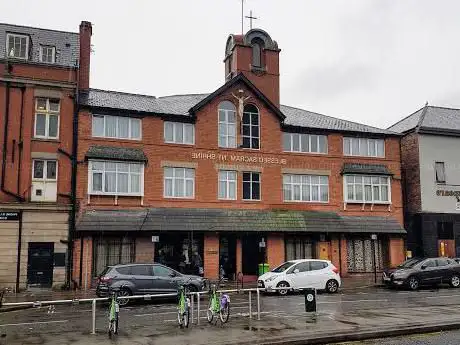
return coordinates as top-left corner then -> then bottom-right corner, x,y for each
192,151 -> 287,165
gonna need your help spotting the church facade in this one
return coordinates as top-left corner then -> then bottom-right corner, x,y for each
73,29 -> 405,288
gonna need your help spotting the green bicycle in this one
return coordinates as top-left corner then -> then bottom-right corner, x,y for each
177,278 -> 193,328
108,286 -> 122,338
206,278 -> 230,324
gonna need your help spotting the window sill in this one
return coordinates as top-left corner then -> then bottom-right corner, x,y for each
89,193 -> 143,197
242,199 -> 261,203
163,196 -> 195,200
343,155 -> 386,159
344,201 -> 391,205
218,146 -> 261,152
32,138 -> 60,143
90,136 -> 142,143
284,200 -> 329,204
163,142 -> 195,147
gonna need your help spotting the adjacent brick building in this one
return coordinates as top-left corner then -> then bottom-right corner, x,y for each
389,105 -> 460,258
74,28 -> 406,288
0,21 -> 91,290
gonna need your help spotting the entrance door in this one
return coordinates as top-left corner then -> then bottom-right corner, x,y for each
318,242 -> 330,260
27,242 -> 54,288
220,235 -> 236,280
242,235 -> 264,276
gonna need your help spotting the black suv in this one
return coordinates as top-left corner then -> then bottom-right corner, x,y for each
382,257 -> 460,290
96,263 -> 206,304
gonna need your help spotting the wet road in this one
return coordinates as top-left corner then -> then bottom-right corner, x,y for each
337,329 -> 460,344
2,286 -> 460,340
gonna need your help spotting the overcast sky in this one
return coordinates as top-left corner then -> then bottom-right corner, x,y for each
2,0 -> 460,128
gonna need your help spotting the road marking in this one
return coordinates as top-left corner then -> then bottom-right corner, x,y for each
427,294 -> 460,299
0,320 -> 69,327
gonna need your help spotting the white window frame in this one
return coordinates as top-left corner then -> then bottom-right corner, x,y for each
91,114 -> 142,140
39,45 -> 56,63
6,33 -> 29,60
242,171 -> 261,201
343,137 -> 385,158
343,175 -> 391,204
218,170 -> 237,200
88,161 -> 144,196
163,167 -> 195,199
283,133 -> 328,154
218,102 -> 237,148
435,162 -> 446,184
163,121 -> 195,145
32,159 -> 58,181
242,104 -> 260,150
34,98 -> 60,139
283,174 -> 329,203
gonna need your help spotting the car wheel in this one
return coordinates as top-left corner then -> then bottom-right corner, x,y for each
407,276 -> 420,291
276,281 -> 290,296
117,288 -> 132,306
326,279 -> 339,293
450,275 -> 460,288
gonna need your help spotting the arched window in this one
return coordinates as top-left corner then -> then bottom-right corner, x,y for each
242,104 -> 260,149
218,101 -> 237,148
251,37 -> 264,67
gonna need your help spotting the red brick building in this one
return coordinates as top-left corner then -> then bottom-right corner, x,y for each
0,21 -> 91,290
74,29 -> 406,288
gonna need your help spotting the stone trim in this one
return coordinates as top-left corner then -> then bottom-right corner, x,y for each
281,168 -> 331,176
34,89 -> 63,99
161,161 -> 198,168
214,164 -> 263,172
31,152 -> 59,159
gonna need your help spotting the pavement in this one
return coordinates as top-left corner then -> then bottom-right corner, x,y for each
2,285 -> 460,344
334,329 -> 460,344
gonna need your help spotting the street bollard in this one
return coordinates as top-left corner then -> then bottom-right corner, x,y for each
190,293 -> 194,324
249,290 -> 252,319
256,287 -> 260,320
91,299 -> 96,335
197,292 -> 200,325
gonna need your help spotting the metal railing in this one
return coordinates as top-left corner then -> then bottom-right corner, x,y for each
1,287 -> 263,335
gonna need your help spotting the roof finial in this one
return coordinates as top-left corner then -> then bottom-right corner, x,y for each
425,101 -> 429,106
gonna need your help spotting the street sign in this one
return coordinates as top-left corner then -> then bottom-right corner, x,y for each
304,288 -> 316,312
0,211 -> 19,221
371,234 -> 377,240
151,236 -> 159,243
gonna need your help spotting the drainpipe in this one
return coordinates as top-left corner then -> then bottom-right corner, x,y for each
15,211 -> 23,292
1,82 -> 25,201
17,86 -> 25,195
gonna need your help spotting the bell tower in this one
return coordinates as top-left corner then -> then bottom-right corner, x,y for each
224,29 -> 281,107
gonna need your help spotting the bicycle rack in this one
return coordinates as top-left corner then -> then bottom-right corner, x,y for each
236,272 -> 244,292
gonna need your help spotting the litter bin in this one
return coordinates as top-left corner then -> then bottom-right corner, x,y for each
258,263 -> 269,276
304,288 -> 316,312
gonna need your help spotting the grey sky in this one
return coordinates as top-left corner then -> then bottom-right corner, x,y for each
2,0 -> 460,129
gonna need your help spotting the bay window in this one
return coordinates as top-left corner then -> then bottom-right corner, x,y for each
344,175 -> 390,203
89,161 -> 144,196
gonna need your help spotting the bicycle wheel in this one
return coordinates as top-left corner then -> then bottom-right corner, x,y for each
114,313 -> 118,334
177,309 -> 183,327
206,299 -> 214,323
219,303 -> 230,323
108,321 -> 114,338
183,307 -> 190,328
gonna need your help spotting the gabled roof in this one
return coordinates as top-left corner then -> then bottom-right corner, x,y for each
79,85 -> 399,135
0,23 -> 79,67
189,73 -> 285,121
388,105 -> 460,135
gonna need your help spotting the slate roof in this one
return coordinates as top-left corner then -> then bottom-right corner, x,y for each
85,145 -> 147,162
76,208 -> 405,234
341,163 -> 392,176
80,88 -> 398,135
0,23 -> 79,67
388,106 -> 460,135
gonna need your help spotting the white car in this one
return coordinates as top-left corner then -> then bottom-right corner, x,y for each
257,259 -> 341,295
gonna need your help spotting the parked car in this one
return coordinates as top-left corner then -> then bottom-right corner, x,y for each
382,257 -> 460,290
257,259 -> 341,295
96,263 -> 206,305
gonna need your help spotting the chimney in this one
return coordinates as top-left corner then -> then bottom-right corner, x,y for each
79,21 -> 92,90
224,29 -> 281,107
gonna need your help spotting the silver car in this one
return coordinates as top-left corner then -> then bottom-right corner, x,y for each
96,263 -> 206,305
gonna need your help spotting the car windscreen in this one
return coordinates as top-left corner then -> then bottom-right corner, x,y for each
271,261 -> 295,273
397,258 -> 423,268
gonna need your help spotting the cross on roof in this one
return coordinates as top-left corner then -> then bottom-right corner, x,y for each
245,10 -> 258,30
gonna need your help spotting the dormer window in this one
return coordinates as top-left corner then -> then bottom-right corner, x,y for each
7,33 -> 29,60
251,37 -> 264,68
40,45 -> 56,63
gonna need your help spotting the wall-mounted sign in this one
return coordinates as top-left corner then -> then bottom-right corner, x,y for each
436,190 -> 460,197
192,151 -> 287,165
371,234 -> 378,240
0,211 -> 19,221
151,236 -> 159,243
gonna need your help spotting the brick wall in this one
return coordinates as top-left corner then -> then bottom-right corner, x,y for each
204,233 -> 219,279
267,234 -> 284,270
400,132 -> 421,214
